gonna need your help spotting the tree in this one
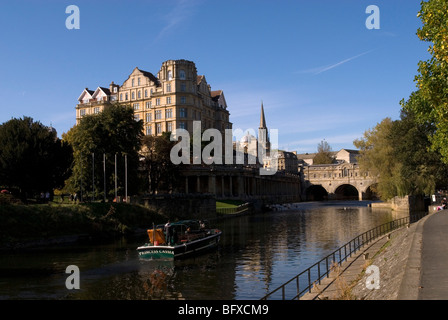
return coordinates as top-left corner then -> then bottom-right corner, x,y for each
141,132 -> 180,194
404,0 -> 448,163
64,103 -> 143,200
0,117 -> 73,200
313,140 -> 335,164
354,118 -> 396,199
354,110 -> 448,200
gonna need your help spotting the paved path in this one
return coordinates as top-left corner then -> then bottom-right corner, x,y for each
418,210 -> 448,300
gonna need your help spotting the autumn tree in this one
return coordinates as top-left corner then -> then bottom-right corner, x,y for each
313,140 -> 335,164
354,110 -> 448,200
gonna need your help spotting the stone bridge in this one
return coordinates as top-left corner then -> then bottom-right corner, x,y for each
302,162 -> 377,201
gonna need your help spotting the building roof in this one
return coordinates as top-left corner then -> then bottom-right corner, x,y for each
97,86 -> 111,95
211,90 -> 222,101
137,68 -> 159,85
197,75 -> 205,85
77,88 -> 95,102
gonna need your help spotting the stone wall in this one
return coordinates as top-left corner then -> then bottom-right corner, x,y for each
371,195 -> 427,213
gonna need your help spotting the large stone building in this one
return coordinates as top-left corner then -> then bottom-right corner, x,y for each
296,149 -> 360,166
76,59 -> 232,136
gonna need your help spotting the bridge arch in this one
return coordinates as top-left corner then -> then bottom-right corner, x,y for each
333,184 -> 359,200
306,185 -> 328,201
362,184 -> 379,200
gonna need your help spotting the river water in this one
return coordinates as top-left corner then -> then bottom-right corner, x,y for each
0,201 -> 406,300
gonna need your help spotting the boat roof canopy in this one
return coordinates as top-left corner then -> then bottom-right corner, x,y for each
156,220 -> 205,229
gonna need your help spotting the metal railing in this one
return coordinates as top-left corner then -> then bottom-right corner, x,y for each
260,212 -> 427,300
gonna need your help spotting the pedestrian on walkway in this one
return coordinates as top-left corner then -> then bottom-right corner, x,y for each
164,220 -> 172,245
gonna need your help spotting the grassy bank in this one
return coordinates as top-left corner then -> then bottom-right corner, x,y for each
0,202 -> 166,248
216,200 -> 245,208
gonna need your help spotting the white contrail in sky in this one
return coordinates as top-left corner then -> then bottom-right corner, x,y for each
300,50 -> 373,75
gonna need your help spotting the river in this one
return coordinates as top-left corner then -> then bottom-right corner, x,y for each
0,201 -> 406,300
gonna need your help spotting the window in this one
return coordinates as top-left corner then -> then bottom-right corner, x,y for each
156,123 -> 162,134
114,87 -> 117,93
80,109 -> 86,116
133,103 -> 139,110
155,110 -> 162,120
146,113 -> 152,122
166,97 -> 171,104
179,122 -> 187,130
145,89 -> 148,98
94,107 -> 100,114
181,83 -> 186,92
166,83 -> 171,92
180,108 -> 187,118
138,91 -> 141,99
167,122 -> 173,132
132,79 -> 134,87
156,98 -> 161,106
125,93 -> 128,101
134,114 -> 140,121
167,70 -> 172,80
146,126 -> 152,135
179,70 -> 185,80
138,78 -> 141,86
146,101 -> 151,109
166,108 -> 172,118
181,96 -> 186,104
132,92 -> 135,100
120,93 -> 123,101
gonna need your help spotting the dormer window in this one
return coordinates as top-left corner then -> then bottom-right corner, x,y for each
132,79 -> 135,87
167,70 -> 172,80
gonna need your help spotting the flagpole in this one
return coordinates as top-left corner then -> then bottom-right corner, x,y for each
125,154 -> 128,202
103,153 -> 106,203
92,152 -> 95,202
114,153 -> 117,202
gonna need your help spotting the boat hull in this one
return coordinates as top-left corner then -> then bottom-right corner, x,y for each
137,230 -> 221,260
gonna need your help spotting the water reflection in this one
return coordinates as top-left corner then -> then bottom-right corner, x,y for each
0,201 -> 407,300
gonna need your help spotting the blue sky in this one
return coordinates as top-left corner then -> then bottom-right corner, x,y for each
0,0 -> 429,154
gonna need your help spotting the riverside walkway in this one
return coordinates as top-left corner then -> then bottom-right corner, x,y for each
300,209 -> 448,300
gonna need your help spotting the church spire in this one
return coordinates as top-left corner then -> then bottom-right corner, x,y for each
260,101 -> 267,129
